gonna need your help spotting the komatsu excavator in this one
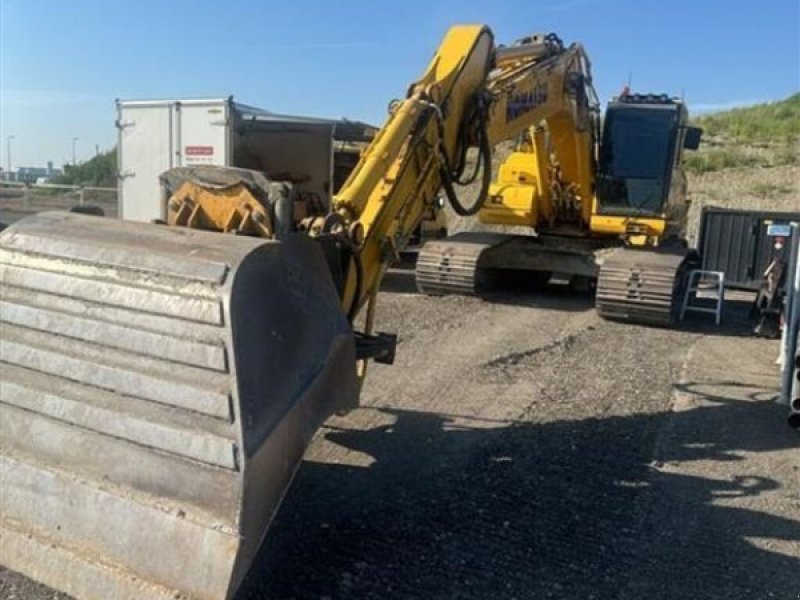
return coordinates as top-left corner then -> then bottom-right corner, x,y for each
0,25 -> 698,600
415,34 -> 702,325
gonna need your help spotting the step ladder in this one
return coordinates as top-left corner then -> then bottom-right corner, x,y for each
680,269 -> 725,325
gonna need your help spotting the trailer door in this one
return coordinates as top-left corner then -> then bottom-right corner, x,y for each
117,101 -> 175,222
177,100 -> 230,169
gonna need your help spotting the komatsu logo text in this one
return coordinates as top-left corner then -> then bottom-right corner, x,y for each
506,83 -> 548,122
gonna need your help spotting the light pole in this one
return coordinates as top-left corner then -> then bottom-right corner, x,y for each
72,137 -> 79,166
5,135 -> 14,180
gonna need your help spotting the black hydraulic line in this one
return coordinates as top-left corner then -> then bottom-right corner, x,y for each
441,105 -> 493,217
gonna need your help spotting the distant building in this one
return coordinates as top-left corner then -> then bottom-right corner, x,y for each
9,162 -> 63,183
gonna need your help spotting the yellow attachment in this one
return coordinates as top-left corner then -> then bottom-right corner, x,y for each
479,152 -> 540,226
167,180 -> 273,237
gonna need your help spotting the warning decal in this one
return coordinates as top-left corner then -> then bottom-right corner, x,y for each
185,145 -> 214,156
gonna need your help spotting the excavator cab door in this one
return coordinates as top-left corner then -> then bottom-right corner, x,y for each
595,95 -> 686,219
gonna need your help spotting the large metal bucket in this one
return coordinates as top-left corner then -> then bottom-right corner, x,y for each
0,212 -> 359,599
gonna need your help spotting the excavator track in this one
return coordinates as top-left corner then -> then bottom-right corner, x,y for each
415,232 -> 509,295
596,247 -> 698,327
415,232 -> 604,296
0,212 -> 359,600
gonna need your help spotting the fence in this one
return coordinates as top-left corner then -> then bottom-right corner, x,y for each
698,206 -> 800,291
0,181 -> 118,225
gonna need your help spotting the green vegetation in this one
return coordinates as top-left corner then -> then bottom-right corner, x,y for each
693,93 -> 800,142
683,147 -> 762,173
683,145 -> 796,174
683,94 -> 799,174
749,181 -> 793,199
54,148 -> 117,187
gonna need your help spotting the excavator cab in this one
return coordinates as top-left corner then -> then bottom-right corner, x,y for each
593,94 -> 704,327
595,94 -> 701,218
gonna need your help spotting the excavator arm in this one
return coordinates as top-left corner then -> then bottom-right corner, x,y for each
328,25 -> 495,319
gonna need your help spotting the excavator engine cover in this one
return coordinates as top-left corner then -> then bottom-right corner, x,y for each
0,212 -> 359,599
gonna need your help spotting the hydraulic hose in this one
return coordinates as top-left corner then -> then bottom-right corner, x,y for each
440,104 -> 493,217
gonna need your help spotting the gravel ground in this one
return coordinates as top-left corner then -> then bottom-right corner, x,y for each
1,268 -> 798,600
230,277 -> 798,600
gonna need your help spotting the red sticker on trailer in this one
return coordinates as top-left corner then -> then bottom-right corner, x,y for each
185,145 -> 214,156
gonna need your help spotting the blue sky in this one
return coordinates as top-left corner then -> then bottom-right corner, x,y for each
1,0 -> 798,168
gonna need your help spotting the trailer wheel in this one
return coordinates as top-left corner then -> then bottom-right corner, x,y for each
69,205 -> 105,217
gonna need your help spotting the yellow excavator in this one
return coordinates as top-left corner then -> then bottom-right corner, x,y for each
0,25 -> 698,600
415,33 -> 703,325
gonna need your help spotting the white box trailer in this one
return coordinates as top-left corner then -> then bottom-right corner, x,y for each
116,97 -> 375,222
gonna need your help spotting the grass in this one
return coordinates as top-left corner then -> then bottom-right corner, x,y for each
683,144 -> 797,174
749,181 -> 793,199
683,148 -> 762,173
693,93 -> 800,142
682,94 -> 800,242
683,94 -> 799,174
